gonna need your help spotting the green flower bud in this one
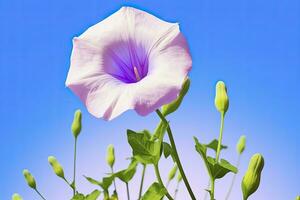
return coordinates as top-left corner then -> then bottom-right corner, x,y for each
71,109 -> 82,138
236,135 -> 246,154
161,77 -> 190,116
48,156 -> 65,179
177,172 -> 182,182
12,193 -> 23,200
242,154 -> 264,200
23,169 -> 36,189
214,81 -> 229,115
168,164 -> 178,181
106,144 -> 115,168
296,196 -> 300,200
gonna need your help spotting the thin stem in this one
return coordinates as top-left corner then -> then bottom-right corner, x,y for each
215,113 -> 225,162
174,181 -> 181,200
225,154 -> 241,200
73,137 -> 78,195
126,182 -> 130,200
34,189 -> 46,200
138,164 -> 147,199
156,110 -> 196,200
111,166 -> 117,193
154,164 -> 173,200
210,178 -> 215,200
63,177 -> 73,190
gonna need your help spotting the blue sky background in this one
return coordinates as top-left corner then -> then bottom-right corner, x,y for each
0,0 -> 299,199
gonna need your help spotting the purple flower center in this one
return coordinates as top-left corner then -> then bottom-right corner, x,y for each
103,39 -> 149,83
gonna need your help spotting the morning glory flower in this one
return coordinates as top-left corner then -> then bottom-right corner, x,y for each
66,7 -> 192,120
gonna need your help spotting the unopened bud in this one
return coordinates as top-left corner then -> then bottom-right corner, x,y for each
23,169 -> 36,189
12,193 -> 23,200
237,135 -> 246,154
168,164 -> 178,181
71,109 -> 82,138
177,172 -> 182,182
106,144 -> 115,168
242,154 -> 264,200
214,81 -> 229,115
161,77 -> 190,116
48,156 -> 65,179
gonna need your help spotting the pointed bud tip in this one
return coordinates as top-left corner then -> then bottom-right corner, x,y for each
242,153 -> 264,200
215,80 -> 229,114
12,193 -> 23,200
71,109 -> 82,138
23,169 -> 36,189
237,135 -> 246,154
106,144 -> 115,168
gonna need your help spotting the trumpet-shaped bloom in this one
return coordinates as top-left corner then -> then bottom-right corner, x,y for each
66,7 -> 192,120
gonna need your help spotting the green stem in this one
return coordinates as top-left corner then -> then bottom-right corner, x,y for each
154,164 -> 174,200
111,166 -> 117,193
34,189 -> 46,200
62,177 -> 73,190
215,113 -> 225,162
173,181 -> 180,200
225,154 -> 241,200
138,164 -> 147,199
210,178 -> 215,200
156,110 -> 196,200
73,137 -> 78,195
126,182 -> 130,200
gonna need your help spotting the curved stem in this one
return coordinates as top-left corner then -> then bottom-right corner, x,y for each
138,164 -> 147,199
126,182 -> 130,200
34,189 -> 46,200
73,137 -> 78,195
215,113 -> 225,162
156,110 -> 196,200
154,164 -> 174,200
225,154 -> 241,200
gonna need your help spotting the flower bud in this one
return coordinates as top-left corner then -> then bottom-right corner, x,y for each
177,172 -> 182,182
23,169 -> 36,189
296,196 -> 300,200
236,135 -> 246,154
48,156 -> 65,179
106,144 -> 115,168
12,193 -> 23,200
168,164 -> 178,181
71,109 -> 82,138
161,77 -> 190,116
214,81 -> 229,115
242,154 -> 264,200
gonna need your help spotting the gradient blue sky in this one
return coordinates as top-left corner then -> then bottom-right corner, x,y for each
0,0 -> 299,199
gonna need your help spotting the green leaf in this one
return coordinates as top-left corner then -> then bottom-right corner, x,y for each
86,190 -> 101,200
206,157 -> 237,179
205,139 -> 227,152
162,142 -> 176,162
141,182 -> 167,200
70,190 -> 101,200
151,121 -> 168,141
194,136 -> 212,177
127,129 -> 161,165
114,159 -> 138,183
71,193 -> 85,200
84,176 -> 114,191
